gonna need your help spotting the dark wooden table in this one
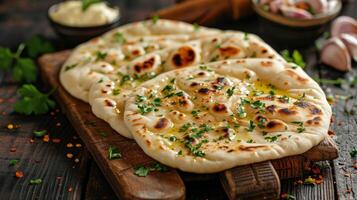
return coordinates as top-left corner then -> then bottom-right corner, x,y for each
0,1 -> 356,199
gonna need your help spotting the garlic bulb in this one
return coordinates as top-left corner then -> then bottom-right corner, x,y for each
340,33 -> 357,62
331,16 -> 357,37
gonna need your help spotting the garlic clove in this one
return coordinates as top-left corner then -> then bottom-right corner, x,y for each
306,0 -> 327,14
340,33 -> 357,62
280,5 -> 313,19
321,38 -> 352,72
331,16 -> 357,37
269,0 -> 283,13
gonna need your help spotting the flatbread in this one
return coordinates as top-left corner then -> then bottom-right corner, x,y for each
60,19 -> 220,102
124,59 -> 331,173
87,33 -> 283,138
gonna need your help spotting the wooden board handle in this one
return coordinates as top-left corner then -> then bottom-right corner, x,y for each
220,161 -> 280,200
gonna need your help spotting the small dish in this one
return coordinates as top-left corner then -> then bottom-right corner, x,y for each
47,2 -> 121,44
252,0 -> 342,47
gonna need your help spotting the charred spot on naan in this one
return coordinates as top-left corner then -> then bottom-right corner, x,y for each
171,46 -> 196,68
104,99 -> 115,107
219,46 -> 240,58
239,145 -> 269,152
285,69 -> 309,84
260,61 -> 273,67
265,105 -> 277,113
154,118 -> 171,130
212,104 -> 228,113
278,108 -> 298,115
294,101 -> 322,115
133,57 -> 156,73
306,116 -> 322,126
265,119 -> 287,132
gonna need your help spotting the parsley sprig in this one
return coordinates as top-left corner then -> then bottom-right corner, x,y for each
280,49 -> 306,68
14,84 -> 56,115
82,0 -> 102,11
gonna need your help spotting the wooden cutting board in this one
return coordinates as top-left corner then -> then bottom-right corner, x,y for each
38,51 -> 338,200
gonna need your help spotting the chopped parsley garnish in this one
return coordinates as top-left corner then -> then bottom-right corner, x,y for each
120,74 -> 133,85
29,178 -> 42,185
9,159 -> 19,166
177,150 -> 183,156
14,84 -> 56,115
136,95 -> 146,103
151,98 -> 161,106
114,32 -> 126,43
246,139 -> 254,143
240,98 -> 250,105
112,88 -> 120,96
137,104 -> 154,115
179,123 -> 191,132
152,15 -> 159,24
257,118 -> 267,128
280,49 -> 306,68
162,85 -> 174,93
134,166 -> 150,177
278,95 -> 290,103
193,23 -> 200,31
227,86 -> 235,97
82,0 -> 102,11
64,64 -> 77,71
291,121 -> 303,126
269,90 -> 276,96
199,65 -> 212,71
350,147 -> 357,158
297,127 -> 305,133
214,85 -> 224,90
95,51 -> 107,60
33,130 -> 47,137
250,100 -> 265,110
108,146 -> 122,160
245,120 -> 256,132
252,90 -> 263,96
291,121 -> 305,133
237,104 -> 247,118
150,163 -> 168,172
244,32 -> 249,40
191,110 -> 200,117
184,139 -> 207,157
264,134 -> 282,142
169,136 -> 177,142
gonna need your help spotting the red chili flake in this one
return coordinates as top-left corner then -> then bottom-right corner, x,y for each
52,138 -> 62,143
353,164 -> 357,169
68,187 -> 73,192
311,166 -> 321,174
10,147 -> 17,152
15,171 -> 24,178
43,135 -> 50,142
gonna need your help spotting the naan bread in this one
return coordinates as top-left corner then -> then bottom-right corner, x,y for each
87,33 -> 283,138
60,19 -> 220,102
124,59 -> 331,173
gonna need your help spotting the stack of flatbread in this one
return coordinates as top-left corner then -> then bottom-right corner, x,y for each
60,19 -> 331,173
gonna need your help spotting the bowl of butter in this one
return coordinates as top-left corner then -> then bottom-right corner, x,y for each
48,0 -> 120,43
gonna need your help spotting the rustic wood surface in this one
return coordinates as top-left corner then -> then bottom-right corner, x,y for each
0,0 -> 356,200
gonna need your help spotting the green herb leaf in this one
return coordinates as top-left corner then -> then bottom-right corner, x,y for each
349,147 -> 357,158
14,84 -> 56,115
82,0 -> 102,11
64,63 -> 77,71
179,123 -> 191,132
120,74 -> 133,86
29,178 -> 42,185
12,58 -> 37,83
150,163 -> 168,172
264,134 -> 282,142
9,159 -> 19,166
114,32 -> 126,43
0,47 -> 13,71
95,51 -> 107,61
152,15 -> 159,24
33,130 -> 47,137
237,104 -> 246,118
280,49 -> 305,68
245,120 -> 256,132
25,36 -> 55,58
244,32 -> 249,40
193,23 -> 200,31
191,110 -> 200,117
134,166 -> 150,177
108,146 -> 122,160
227,86 -> 235,97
